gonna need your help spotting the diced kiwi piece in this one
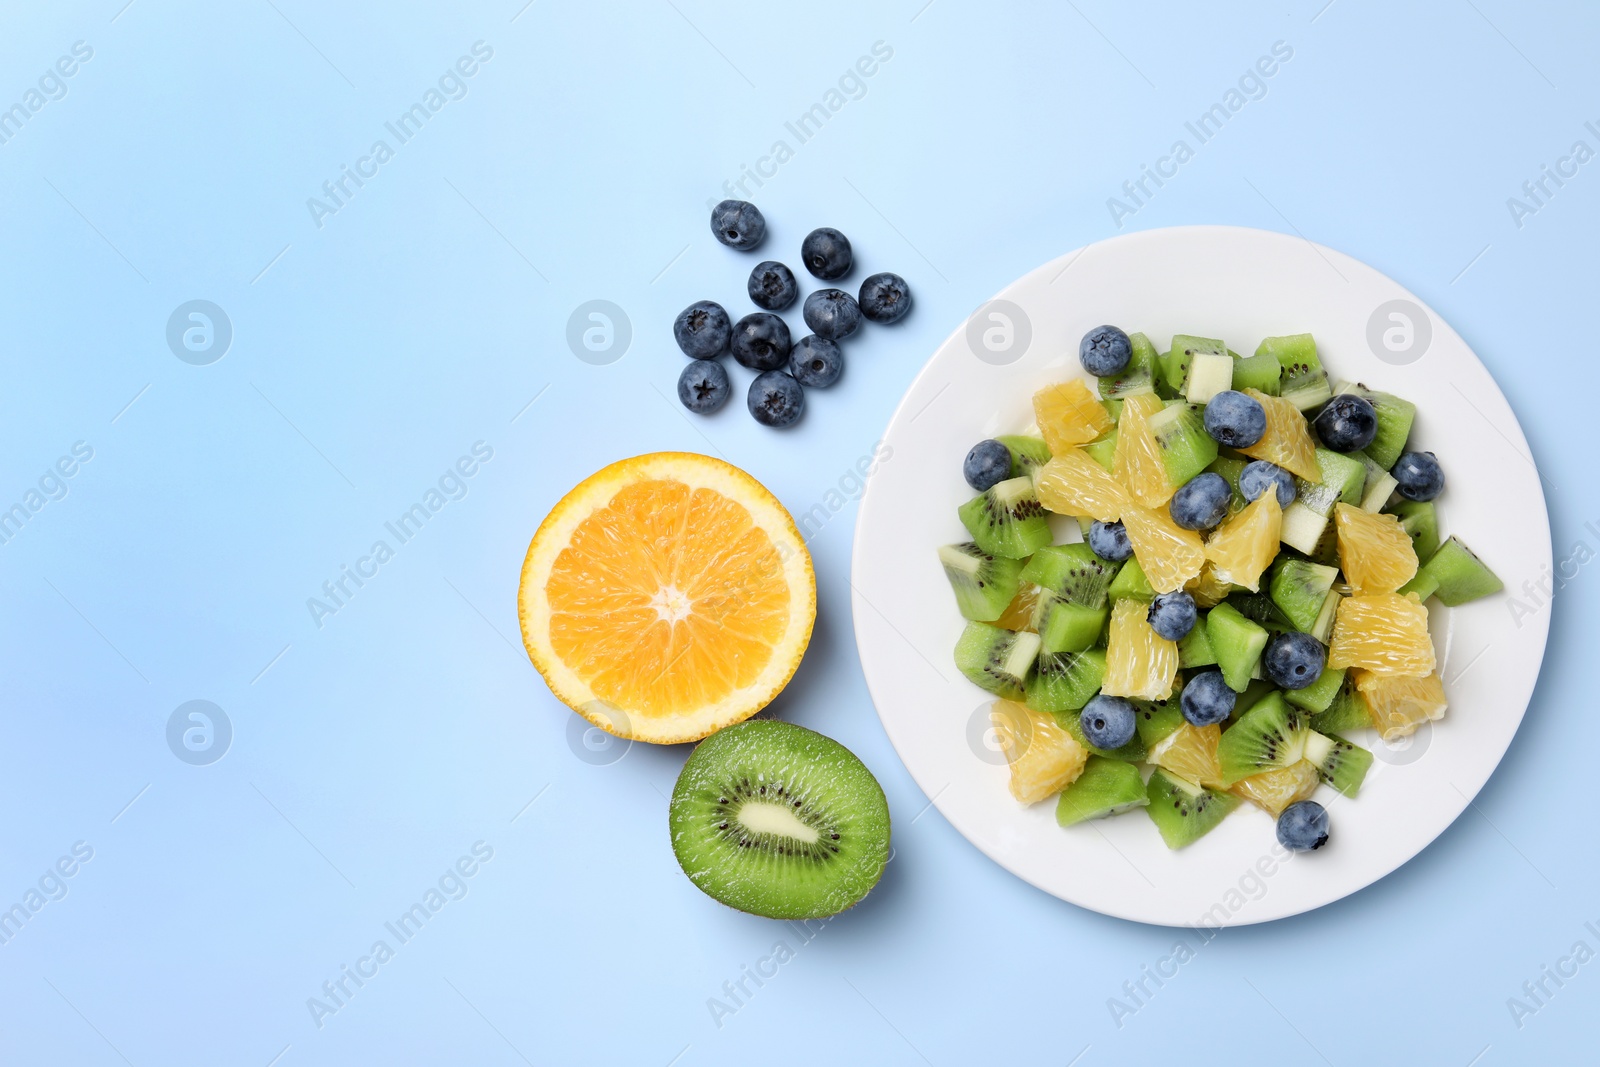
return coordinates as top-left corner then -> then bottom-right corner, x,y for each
1206,603 -> 1270,692
1225,592 -> 1294,635
1021,543 -> 1120,608
1310,674 -> 1374,733
1285,664 -> 1345,713
1102,398 -> 1124,422
1295,449 -> 1367,517
1161,335 -> 1225,398
1217,692 -> 1307,784
996,434 -> 1052,478
1231,351 -> 1281,395
958,476 -> 1052,559
1309,589 -> 1341,644
1058,709 -> 1148,763
1303,731 -> 1373,797
1178,616 -> 1217,668
1082,428 -> 1118,471
1233,678 -> 1279,719
1270,558 -> 1338,632
1147,403 -> 1220,486
1258,334 -> 1331,411
668,719 -> 890,920
1099,331 -> 1160,399
1332,381 -> 1416,470
1412,535 -> 1503,605
938,543 -> 1025,622
1387,499 -> 1441,562
1025,648 -> 1106,713
1033,599 -> 1109,654
1133,692 -> 1186,746
1205,454 -> 1250,517
1279,501 -> 1331,555
1144,768 -> 1239,849
1056,756 -> 1150,826
954,622 -> 1040,699
1107,557 -> 1155,602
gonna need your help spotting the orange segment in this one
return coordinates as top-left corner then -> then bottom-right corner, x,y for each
520,453 -> 815,744
1230,761 -> 1320,816
1102,598 -> 1179,700
1033,449 -> 1131,522
1185,562 -> 1233,608
1326,593 -> 1435,676
1334,503 -> 1418,595
1238,389 -> 1320,480
1122,504 -> 1205,593
1113,394 -> 1175,506
991,699 -> 1088,804
1147,722 -> 1227,789
1353,670 -> 1447,740
994,582 -> 1041,631
1203,491 -> 1283,592
1033,379 -> 1112,452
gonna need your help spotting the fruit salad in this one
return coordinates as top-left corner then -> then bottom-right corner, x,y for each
940,327 -> 1502,851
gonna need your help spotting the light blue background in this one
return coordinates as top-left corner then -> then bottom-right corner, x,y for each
0,1 -> 1594,1063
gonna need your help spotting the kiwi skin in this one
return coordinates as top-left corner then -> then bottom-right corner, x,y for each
669,720 -> 891,920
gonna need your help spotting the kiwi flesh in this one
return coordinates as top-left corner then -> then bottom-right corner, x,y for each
1206,603 -> 1270,692
1216,692 -> 1307,784
1083,427 -> 1119,471
1161,335 -> 1226,399
1107,556 -> 1156,602
1332,381 -> 1416,470
1412,535 -> 1503,606
1269,558 -> 1338,632
958,476 -> 1052,558
1145,768 -> 1240,848
1303,731 -> 1373,797
1133,691 -> 1186,746
1296,449 -> 1367,516
1099,331 -> 1160,399
1206,454 -> 1250,516
669,720 -> 890,920
1177,617 -> 1218,668
954,622 -> 1040,699
1057,756 -> 1150,826
938,543 -> 1024,622
1025,648 -> 1106,713
996,434 -> 1052,477
1147,403 -> 1220,486
1310,674 -> 1374,734
1258,334 -> 1331,411
1284,664 -> 1347,714
1387,499 -> 1440,561
1231,351 -> 1281,395
1022,544 -> 1120,606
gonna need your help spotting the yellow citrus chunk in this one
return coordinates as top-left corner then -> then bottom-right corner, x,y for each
520,452 -> 816,744
1326,593 -> 1436,676
1334,503 -> 1418,595
1185,561 -> 1233,608
1113,393 -> 1175,507
1148,722 -> 1228,789
1353,670 -> 1447,740
1033,379 -> 1112,453
994,582 -> 1041,631
1237,388 -> 1321,480
1101,598 -> 1179,700
1230,761 -> 1320,816
1033,449 -> 1131,522
991,699 -> 1087,805
1203,491 -> 1283,592
1122,504 -> 1205,593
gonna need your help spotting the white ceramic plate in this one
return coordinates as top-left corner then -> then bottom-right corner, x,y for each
851,225 -> 1550,926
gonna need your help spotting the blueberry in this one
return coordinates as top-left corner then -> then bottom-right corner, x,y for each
1239,460 -> 1296,508
1180,670 -> 1236,727
1169,472 -> 1232,530
1262,631 -> 1325,690
1392,451 -> 1444,501
789,335 -> 843,388
801,227 -> 852,280
1203,390 -> 1267,448
1087,520 -> 1133,562
1313,394 -> 1379,453
858,272 -> 911,324
1147,591 -> 1197,641
710,199 -> 766,250
730,312 -> 792,371
747,370 -> 804,428
673,300 -> 731,359
1079,325 -> 1132,377
963,440 -> 1011,492
1080,695 -> 1137,750
803,288 -> 862,341
1276,800 -> 1329,852
748,261 -> 798,311
677,360 -> 730,414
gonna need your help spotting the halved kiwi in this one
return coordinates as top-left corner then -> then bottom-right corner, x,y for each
669,720 -> 890,920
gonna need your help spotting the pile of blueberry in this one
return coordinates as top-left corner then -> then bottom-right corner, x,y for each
674,200 -> 912,428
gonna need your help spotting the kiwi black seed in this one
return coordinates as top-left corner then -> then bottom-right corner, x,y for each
669,720 -> 890,920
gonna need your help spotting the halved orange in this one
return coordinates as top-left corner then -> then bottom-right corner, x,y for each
519,453 -> 815,744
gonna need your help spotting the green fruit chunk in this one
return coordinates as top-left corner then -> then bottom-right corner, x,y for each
1099,331 -> 1160,399
1387,499 -> 1440,561
1107,557 -> 1156,602
1303,731 -> 1373,797
1021,543 -> 1120,607
1056,756 -> 1150,826
1144,768 -> 1239,849
1025,649 -> 1106,713
996,434 -> 1051,478
1231,351 -> 1281,395
1310,674 -> 1374,733
958,476 -> 1051,558
1411,535 -> 1503,605
1058,709 -> 1148,762
937,543 -> 1025,622
1207,603 -> 1270,692
1133,692 -> 1186,746
1285,665 -> 1346,714
1178,616 -> 1218,668
1258,334 -> 1331,411
1270,558 -> 1339,632
1333,381 -> 1416,470
954,622 -> 1040,699
1216,692 -> 1307,784
1147,403 -> 1220,487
